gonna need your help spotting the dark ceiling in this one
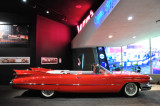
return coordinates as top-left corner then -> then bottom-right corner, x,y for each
0,0 -> 104,26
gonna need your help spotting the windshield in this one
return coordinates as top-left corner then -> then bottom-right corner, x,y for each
99,65 -> 111,74
93,64 -> 111,74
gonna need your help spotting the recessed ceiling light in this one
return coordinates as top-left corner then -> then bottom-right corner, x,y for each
13,25 -> 17,26
128,16 -> 133,21
108,35 -> 113,38
22,0 -> 27,3
132,36 -> 136,38
75,5 -> 82,9
46,11 -> 50,14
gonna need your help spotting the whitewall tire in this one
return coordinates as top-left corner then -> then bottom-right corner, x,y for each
41,90 -> 56,98
123,83 -> 139,97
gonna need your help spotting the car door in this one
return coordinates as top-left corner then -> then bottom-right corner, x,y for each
58,74 -> 77,92
75,74 -> 110,93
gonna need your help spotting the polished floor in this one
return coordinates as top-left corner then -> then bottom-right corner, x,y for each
0,85 -> 160,106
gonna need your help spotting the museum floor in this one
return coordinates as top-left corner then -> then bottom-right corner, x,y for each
0,84 -> 160,106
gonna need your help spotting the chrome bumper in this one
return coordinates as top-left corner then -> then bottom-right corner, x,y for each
10,79 -> 14,87
140,83 -> 152,91
10,80 -> 13,85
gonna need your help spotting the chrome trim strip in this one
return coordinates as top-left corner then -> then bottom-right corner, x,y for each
12,83 -> 121,86
123,78 -> 149,79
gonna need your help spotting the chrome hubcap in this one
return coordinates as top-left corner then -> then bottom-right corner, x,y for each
41,90 -> 54,97
125,83 -> 137,96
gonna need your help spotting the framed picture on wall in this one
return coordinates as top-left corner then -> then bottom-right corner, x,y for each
0,57 -> 30,65
0,24 -> 29,47
41,57 -> 58,64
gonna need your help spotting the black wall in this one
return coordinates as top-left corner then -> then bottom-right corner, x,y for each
0,12 -> 36,85
72,48 -> 99,70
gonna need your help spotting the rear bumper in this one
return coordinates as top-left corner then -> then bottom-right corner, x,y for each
10,79 -> 14,88
10,80 -> 13,85
140,83 -> 152,91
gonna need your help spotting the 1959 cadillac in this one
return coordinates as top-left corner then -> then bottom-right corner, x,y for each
10,64 -> 152,98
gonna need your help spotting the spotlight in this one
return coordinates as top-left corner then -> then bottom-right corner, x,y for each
46,11 -> 50,14
132,36 -> 136,39
75,5 -> 82,9
22,0 -> 27,3
108,35 -> 113,38
128,16 -> 133,21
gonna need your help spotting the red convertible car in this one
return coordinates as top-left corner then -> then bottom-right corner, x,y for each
10,64 -> 151,98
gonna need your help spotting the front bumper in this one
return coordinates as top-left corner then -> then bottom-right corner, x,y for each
140,83 -> 152,91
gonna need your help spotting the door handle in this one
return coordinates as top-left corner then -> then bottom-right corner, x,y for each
77,77 -> 81,79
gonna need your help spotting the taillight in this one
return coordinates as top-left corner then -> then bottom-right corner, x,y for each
12,71 -> 17,79
10,71 -> 17,86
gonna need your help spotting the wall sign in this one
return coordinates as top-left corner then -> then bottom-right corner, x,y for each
77,54 -> 84,69
0,24 -> 29,45
41,57 -> 58,64
97,47 -> 109,70
77,10 -> 94,33
0,57 -> 30,65
94,0 -> 120,26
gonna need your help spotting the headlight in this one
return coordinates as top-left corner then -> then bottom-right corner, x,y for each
150,77 -> 153,81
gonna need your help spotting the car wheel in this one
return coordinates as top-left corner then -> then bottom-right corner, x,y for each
41,90 -> 56,98
123,83 -> 139,97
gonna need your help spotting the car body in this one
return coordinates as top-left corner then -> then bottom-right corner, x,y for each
10,64 -> 151,98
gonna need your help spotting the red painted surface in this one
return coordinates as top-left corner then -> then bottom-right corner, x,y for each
12,68 -> 150,93
36,15 -> 71,60
75,5 -> 82,9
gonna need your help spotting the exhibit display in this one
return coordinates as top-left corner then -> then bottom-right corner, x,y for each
0,24 -> 29,45
41,57 -> 58,64
105,37 -> 160,74
10,64 -> 151,98
122,40 -> 150,74
1,0 -> 160,105
0,57 -> 30,65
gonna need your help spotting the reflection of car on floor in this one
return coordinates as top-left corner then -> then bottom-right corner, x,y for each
10,64 -> 152,98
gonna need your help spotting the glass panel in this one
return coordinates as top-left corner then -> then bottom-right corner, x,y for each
105,47 -> 121,71
151,36 -> 160,74
122,40 -> 150,74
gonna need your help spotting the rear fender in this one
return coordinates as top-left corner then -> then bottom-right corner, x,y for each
13,69 -> 47,78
